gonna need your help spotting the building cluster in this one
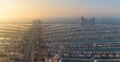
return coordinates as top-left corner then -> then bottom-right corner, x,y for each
41,22 -> 120,60
1,20 -> 120,62
0,24 -> 31,62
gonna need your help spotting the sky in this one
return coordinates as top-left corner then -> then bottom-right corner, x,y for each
0,0 -> 120,22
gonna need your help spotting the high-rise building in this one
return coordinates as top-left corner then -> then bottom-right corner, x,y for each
80,17 -> 95,26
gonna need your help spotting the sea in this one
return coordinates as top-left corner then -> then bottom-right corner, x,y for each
0,23 -> 120,62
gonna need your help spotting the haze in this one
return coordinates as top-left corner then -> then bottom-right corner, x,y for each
0,0 -> 120,23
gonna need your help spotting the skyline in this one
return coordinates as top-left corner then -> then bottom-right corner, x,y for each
0,0 -> 120,22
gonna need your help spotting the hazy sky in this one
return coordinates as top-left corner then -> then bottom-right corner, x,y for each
0,0 -> 120,22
